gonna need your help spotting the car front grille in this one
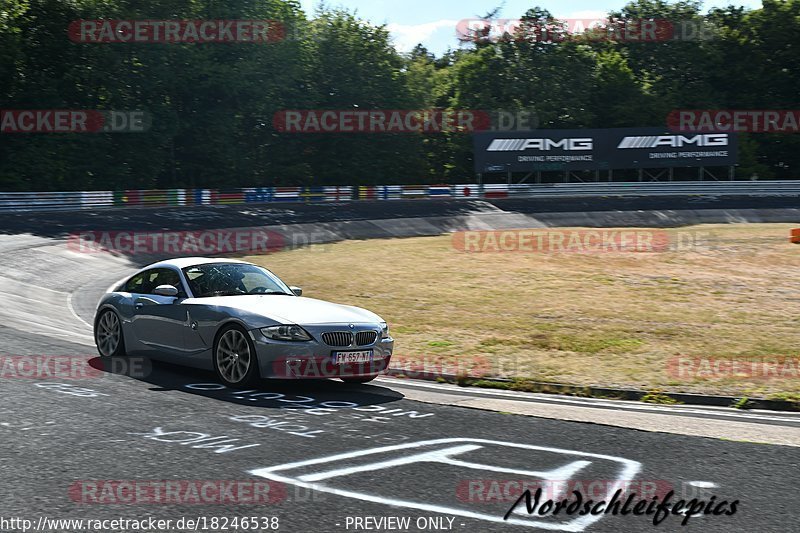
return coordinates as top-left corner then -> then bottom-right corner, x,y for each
355,331 -> 378,346
322,331 -> 353,347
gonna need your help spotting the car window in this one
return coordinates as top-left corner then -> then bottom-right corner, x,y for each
183,263 -> 292,298
242,272 -> 273,292
124,268 -> 185,297
147,268 -> 186,297
124,271 -> 150,293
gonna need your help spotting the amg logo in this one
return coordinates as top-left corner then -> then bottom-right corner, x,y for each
618,134 -> 728,149
487,138 -> 593,151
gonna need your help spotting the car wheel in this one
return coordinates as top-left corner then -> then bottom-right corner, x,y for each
95,309 -> 126,357
341,375 -> 377,384
214,325 -> 259,388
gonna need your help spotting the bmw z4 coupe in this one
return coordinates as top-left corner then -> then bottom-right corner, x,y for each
93,258 -> 394,387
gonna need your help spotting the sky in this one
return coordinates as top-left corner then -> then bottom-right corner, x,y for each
298,0 -> 764,55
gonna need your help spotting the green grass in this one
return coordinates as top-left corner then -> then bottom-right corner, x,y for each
731,397 -> 754,410
641,391 -> 683,405
247,223 -> 800,398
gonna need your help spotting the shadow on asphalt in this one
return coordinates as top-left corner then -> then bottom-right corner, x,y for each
89,355 -> 405,410
1,196 -> 789,269
0,196 -> 787,241
0,200 -> 494,239
0,200 -> 500,267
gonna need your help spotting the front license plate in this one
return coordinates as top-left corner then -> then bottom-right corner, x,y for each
333,350 -> 374,364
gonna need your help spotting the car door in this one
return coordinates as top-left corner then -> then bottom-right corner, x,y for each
130,268 -> 190,357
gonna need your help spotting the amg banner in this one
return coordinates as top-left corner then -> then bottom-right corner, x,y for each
473,127 -> 738,172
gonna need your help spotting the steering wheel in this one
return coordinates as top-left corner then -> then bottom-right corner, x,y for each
249,286 -> 273,294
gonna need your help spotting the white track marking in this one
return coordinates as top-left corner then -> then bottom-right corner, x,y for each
688,481 -> 719,489
250,438 -> 640,532
378,377 -> 800,424
0,277 -> 94,344
67,291 -> 94,330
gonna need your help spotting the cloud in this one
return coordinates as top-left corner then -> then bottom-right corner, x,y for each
385,19 -> 460,53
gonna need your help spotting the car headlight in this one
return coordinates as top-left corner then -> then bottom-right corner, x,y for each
261,325 -> 312,342
380,321 -> 390,339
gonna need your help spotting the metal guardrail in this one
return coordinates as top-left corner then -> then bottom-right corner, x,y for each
0,191 -> 97,212
1,181 -> 799,212
508,181 -> 800,197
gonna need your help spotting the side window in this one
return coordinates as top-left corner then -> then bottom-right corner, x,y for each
124,271 -> 149,293
124,268 -> 185,296
147,268 -> 186,297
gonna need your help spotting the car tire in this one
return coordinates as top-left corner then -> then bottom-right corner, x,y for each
95,309 -> 126,357
214,325 -> 260,388
341,375 -> 378,384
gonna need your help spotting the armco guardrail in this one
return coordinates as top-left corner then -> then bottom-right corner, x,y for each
508,181 -> 800,197
1,181 -> 799,212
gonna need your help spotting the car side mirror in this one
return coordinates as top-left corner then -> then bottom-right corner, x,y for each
154,285 -> 179,297
290,286 -> 303,297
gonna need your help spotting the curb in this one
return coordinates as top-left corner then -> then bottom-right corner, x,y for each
385,369 -> 800,412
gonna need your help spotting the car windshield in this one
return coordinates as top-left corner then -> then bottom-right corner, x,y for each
182,263 -> 293,298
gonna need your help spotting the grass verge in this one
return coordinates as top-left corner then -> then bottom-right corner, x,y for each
245,223 -> 800,398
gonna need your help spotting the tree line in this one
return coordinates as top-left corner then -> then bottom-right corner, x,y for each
0,0 -> 797,191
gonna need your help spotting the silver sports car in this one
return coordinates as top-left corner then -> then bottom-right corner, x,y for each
93,258 -> 394,387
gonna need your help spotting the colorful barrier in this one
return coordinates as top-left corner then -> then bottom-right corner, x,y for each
0,184 -> 476,211
4,181 -> 798,212
380,185 -> 403,200
324,186 -> 352,202
482,184 -> 509,199
453,184 -> 477,198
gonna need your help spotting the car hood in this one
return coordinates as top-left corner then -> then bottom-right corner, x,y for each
190,295 -> 382,325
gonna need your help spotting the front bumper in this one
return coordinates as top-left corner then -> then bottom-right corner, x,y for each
251,324 -> 394,379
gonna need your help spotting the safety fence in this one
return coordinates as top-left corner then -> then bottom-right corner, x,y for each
1,181 -> 799,212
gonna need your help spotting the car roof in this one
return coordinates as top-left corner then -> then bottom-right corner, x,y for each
142,257 -> 252,270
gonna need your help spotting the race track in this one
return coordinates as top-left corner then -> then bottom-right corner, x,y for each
1,198 -> 799,533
